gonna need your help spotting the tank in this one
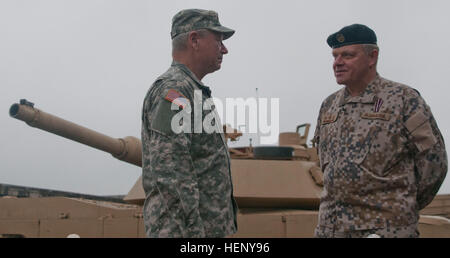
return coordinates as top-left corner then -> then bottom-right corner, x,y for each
3,99 -> 450,238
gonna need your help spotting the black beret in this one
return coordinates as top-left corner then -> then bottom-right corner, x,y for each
327,24 -> 377,49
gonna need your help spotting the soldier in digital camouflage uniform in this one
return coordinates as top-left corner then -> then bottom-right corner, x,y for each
313,24 -> 447,238
141,9 -> 238,238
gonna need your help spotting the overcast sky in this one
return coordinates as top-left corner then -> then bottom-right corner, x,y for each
1,0 -> 450,196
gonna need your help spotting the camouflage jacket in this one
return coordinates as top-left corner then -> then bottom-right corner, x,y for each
141,61 -> 238,238
313,75 -> 447,233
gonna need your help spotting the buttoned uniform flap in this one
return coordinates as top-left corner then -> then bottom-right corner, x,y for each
404,111 -> 437,153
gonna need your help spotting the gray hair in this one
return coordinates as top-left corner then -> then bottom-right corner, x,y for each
362,44 -> 379,68
172,29 -> 210,51
362,44 -> 379,55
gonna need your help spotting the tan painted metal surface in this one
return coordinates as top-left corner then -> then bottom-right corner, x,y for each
9,102 -> 142,167
5,100 -> 450,238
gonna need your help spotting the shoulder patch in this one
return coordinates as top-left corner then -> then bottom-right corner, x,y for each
164,89 -> 189,109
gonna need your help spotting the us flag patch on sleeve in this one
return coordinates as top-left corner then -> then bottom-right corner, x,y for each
164,89 -> 189,109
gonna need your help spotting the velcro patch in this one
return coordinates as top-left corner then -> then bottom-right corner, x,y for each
321,113 -> 338,125
405,111 -> 428,133
361,112 -> 390,121
411,121 -> 437,152
164,89 -> 189,109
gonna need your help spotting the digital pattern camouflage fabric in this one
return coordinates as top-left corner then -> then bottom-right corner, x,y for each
171,9 -> 235,40
315,225 -> 419,238
141,61 -> 238,238
313,75 -> 447,238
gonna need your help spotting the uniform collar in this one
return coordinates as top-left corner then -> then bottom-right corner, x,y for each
171,60 -> 212,97
338,74 -> 382,106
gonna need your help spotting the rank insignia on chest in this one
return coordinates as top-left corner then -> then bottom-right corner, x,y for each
165,89 -> 189,109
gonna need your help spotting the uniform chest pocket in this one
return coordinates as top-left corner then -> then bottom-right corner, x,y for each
358,112 -> 407,177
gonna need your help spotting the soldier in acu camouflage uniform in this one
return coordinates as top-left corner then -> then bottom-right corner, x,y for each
313,24 -> 447,238
141,9 -> 238,238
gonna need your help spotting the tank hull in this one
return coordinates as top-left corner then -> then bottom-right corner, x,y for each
1,196 -> 449,238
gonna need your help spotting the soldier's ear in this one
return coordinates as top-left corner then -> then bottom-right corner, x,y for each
369,49 -> 379,68
188,31 -> 201,50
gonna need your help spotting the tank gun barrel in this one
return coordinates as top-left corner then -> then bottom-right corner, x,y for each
9,100 -> 142,167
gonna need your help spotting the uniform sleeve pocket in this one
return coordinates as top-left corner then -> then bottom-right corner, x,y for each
405,112 -> 437,152
150,100 -> 182,136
